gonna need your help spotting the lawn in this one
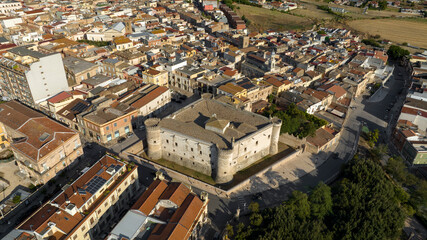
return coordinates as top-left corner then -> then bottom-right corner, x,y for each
150,158 -> 216,185
235,4 -> 313,32
347,18 -> 427,49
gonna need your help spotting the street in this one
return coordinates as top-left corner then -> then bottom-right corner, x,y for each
0,64 -> 412,240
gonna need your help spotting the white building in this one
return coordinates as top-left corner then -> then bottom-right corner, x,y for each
0,46 -> 69,107
0,1 -> 22,15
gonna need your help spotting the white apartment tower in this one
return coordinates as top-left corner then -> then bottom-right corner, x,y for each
0,46 -> 69,107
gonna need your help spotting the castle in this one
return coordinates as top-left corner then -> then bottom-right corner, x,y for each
144,95 -> 282,184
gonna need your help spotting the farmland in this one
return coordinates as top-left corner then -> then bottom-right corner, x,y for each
233,1 -> 427,49
347,19 -> 427,49
235,4 -> 313,32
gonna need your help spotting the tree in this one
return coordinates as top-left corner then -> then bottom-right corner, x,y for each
225,224 -> 234,237
267,94 -> 275,103
250,213 -> 263,226
387,45 -> 410,60
309,182 -> 332,219
367,129 -> 379,146
249,201 -> 259,213
333,158 -> 406,240
378,0 -> 387,10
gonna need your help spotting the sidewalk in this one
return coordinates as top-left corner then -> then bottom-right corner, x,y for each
229,144 -> 338,198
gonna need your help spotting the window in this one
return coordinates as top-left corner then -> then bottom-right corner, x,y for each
114,131 -> 119,138
175,143 -> 178,146
166,139 -> 169,143
124,126 -> 130,133
81,225 -> 86,231
256,141 -> 258,145
107,134 -> 112,141
59,151 -> 65,159
124,118 -> 127,122
62,161 -> 66,167
191,148 -> 193,152
114,123 -> 117,127
106,126 -> 109,131
200,151 -> 202,155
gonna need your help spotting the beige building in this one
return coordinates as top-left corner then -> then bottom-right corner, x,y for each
63,56 -> 99,86
107,175 -> 209,240
11,154 -> 140,240
145,95 -> 282,184
169,66 -> 207,93
141,67 -> 169,87
0,101 -> 83,184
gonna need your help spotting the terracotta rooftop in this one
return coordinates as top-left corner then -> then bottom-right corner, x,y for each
17,155 -> 129,240
0,101 -> 77,162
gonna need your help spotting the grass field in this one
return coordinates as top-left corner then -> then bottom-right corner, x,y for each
347,19 -> 427,49
235,4 -> 313,32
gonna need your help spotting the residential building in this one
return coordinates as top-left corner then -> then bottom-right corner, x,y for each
0,46 -> 69,107
169,66 -> 207,93
116,84 -> 171,126
141,67 -> 169,87
10,154 -> 139,240
78,98 -> 138,144
0,101 -> 83,184
107,176 -> 209,240
0,1 -> 22,15
63,56 -> 99,86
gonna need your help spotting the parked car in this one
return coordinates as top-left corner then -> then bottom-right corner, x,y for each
126,132 -> 134,137
117,137 -> 126,143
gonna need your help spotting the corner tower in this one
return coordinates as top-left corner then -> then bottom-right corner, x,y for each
145,118 -> 162,160
269,117 -> 282,155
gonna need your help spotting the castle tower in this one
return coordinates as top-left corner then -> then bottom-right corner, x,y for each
215,147 -> 234,184
145,118 -> 162,160
269,117 -> 282,155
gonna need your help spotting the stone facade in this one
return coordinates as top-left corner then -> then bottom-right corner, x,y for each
145,96 -> 281,184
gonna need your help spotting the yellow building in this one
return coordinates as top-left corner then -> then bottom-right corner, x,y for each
0,122 -> 9,151
140,67 -> 169,87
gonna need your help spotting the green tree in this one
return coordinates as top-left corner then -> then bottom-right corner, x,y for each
250,213 -> 263,226
387,45 -> 410,59
333,158 -> 406,240
367,129 -> 379,146
378,0 -> 387,9
249,201 -> 259,213
225,224 -> 234,237
309,182 -> 332,219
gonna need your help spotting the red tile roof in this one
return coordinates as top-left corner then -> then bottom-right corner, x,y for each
47,91 -> 72,103
131,86 -> 168,109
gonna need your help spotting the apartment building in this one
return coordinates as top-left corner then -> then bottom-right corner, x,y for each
169,66 -> 207,93
0,101 -> 83,184
78,98 -> 138,144
0,46 -> 69,107
0,1 -> 22,15
116,84 -> 171,126
63,56 -> 99,86
10,154 -> 140,240
140,67 -> 169,87
107,175 -> 208,240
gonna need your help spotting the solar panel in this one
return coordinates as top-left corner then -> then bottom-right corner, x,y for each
86,176 -> 107,195
113,164 -> 122,172
71,102 -> 89,112
96,168 -> 104,175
